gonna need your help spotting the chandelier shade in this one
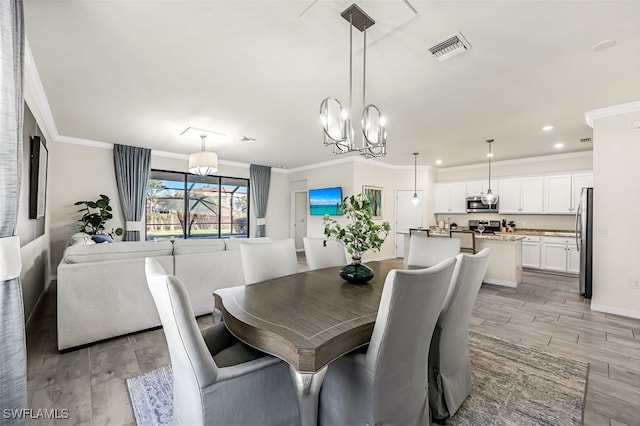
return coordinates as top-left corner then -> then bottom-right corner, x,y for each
188,134 -> 219,177
320,3 -> 386,158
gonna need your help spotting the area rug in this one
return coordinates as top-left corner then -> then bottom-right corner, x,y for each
126,332 -> 588,426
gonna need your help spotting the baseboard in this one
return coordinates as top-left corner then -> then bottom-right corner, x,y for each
483,278 -> 518,288
590,303 -> 640,320
26,277 -> 52,326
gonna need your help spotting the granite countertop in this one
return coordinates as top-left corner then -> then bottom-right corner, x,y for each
496,229 -> 576,237
476,234 -> 525,242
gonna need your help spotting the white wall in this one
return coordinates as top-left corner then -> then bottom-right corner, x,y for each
590,107 -> 640,318
287,158 -> 437,261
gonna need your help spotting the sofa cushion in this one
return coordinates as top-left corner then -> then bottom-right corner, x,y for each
63,240 -> 174,264
224,237 -> 272,251
172,238 -> 226,255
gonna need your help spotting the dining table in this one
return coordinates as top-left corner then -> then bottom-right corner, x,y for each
213,259 -> 410,426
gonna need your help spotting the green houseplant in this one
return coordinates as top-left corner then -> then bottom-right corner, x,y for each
323,193 -> 391,283
75,194 -> 124,238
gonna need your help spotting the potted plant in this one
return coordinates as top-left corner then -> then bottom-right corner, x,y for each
323,193 -> 391,283
75,194 -> 124,241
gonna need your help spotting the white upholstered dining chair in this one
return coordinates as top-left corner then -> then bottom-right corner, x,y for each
240,238 -> 299,284
302,237 -> 348,271
428,248 -> 490,421
144,258 -> 299,426
318,257 -> 457,426
407,234 -> 461,267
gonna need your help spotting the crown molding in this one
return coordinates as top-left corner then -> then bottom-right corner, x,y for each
24,37 -> 59,141
56,135 -> 113,150
585,100 -> 640,128
287,155 -> 433,174
437,150 -> 593,173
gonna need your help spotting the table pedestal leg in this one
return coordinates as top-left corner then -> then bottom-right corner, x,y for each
289,365 -> 328,426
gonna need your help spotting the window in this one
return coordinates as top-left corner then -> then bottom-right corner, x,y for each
145,170 -> 250,240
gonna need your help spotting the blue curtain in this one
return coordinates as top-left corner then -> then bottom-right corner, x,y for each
0,0 -> 27,423
249,165 -> 271,238
113,144 -> 151,241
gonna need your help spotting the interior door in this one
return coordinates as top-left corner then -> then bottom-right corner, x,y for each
293,191 -> 307,250
395,189 -> 423,258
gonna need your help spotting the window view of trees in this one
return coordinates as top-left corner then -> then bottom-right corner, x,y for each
146,170 -> 249,240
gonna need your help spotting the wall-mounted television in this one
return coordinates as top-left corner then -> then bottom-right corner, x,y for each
309,186 -> 343,216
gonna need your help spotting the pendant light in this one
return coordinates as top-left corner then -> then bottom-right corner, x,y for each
480,139 -> 499,206
319,3 -> 386,159
188,134 -> 219,177
411,153 -> 420,206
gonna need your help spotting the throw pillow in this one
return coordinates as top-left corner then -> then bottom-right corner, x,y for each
92,234 -> 114,244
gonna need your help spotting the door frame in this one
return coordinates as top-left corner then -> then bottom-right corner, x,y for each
290,190 -> 308,251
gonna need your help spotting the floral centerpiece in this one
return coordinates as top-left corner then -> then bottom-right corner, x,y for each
323,193 -> 391,283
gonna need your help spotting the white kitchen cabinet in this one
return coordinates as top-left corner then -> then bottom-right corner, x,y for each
541,236 -> 579,274
544,172 -> 593,214
521,235 -> 541,269
466,181 -> 489,197
497,177 -> 543,214
433,182 -> 467,214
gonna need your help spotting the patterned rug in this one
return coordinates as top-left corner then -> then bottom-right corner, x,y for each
126,332 -> 587,425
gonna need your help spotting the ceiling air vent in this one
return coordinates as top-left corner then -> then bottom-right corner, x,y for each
428,31 -> 471,62
580,137 -> 592,144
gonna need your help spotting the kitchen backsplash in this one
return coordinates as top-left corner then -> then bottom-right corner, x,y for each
433,213 -> 576,231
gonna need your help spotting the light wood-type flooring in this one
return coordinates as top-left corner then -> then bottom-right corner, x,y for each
25,260 -> 640,425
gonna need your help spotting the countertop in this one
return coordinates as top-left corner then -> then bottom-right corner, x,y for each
400,228 -> 575,238
476,234 -> 525,241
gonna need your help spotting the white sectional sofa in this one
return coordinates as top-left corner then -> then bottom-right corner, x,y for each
57,237 -> 268,350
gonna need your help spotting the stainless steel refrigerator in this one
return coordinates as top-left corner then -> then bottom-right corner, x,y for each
576,187 -> 593,298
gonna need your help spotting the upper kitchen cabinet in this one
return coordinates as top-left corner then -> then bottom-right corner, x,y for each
433,182 -> 467,214
466,181 -> 489,197
544,172 -> 593,214
497,177 -> 544,214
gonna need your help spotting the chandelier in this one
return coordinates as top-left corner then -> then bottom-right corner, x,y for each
320,3 -> 386,158
480,139 -> 499,206
188,134 -> 219,177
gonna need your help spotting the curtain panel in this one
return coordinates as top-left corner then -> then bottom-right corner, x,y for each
113,144 -> 151,241
0,0 -> 27,423
249,165 -> 271,238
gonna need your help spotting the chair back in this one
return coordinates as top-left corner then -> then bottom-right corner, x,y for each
429,248 -> 490,420
240,238 -> 298,284
450,230 -> 476,253
407,234 -> 461,267
303,237 -> 348,271
409,228 -> 430,237
144,258 -> 217,426
365,257 -> 457,424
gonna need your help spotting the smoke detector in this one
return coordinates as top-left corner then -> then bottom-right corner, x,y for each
428,31 -> 471,62
580,137 -> 592,144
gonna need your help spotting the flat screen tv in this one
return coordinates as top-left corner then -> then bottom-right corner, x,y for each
309,186 -> 343,216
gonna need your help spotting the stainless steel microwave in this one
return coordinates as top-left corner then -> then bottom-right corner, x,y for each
466,196 -> 498,213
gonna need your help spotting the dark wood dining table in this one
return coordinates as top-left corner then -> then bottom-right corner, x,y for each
213,259 -> 409,426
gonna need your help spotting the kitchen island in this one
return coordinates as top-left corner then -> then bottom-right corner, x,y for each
475,234 -> 525,287
400,230 -> 525,287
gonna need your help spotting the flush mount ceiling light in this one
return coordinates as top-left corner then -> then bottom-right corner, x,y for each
592,39 -> 616,51
481,139 -> 499,206
411,153 -> 420,206
188,134 -> 219,177
320,3 -> 386,159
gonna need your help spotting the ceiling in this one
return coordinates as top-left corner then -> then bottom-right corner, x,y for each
23,1 -> 640,169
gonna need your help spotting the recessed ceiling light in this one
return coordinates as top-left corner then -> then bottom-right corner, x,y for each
542,124 -> 555,132
486,153 -> 494,158
435,159 -> 443,165
592,39 -> 616,51
554,143 -> 564,149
